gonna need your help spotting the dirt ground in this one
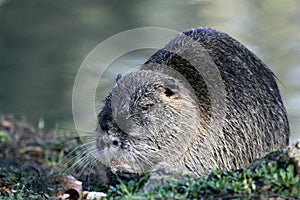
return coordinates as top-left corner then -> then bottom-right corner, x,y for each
0,114 -> 108,197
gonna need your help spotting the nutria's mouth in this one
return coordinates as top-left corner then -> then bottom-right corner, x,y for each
110,160 -> 135,173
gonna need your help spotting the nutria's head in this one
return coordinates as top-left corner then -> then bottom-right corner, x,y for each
96,70 -> 200,174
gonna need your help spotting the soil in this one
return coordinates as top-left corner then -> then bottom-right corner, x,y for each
0,114 -> 108,197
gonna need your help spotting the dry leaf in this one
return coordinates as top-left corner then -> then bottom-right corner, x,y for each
0,181 -> 13,195
56,175 -> 83,200
0,120 -> 13,129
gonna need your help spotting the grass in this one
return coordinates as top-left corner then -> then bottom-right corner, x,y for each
103,163 -> 300,199
1,115 -> 299,199
0,166 -> 51,199
1,162 -> 299,199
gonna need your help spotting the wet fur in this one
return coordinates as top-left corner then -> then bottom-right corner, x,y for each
95,27 -> 289,176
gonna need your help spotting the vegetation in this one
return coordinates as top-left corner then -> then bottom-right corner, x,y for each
105,163 -> 300,199
1,115 -> 299,199
1,162 -> 299,199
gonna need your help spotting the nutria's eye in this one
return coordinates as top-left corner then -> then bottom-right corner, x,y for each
164,78 -> 178,97
165,88 -> 175,97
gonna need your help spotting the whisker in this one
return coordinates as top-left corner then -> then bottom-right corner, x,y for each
62,146 -> 99,175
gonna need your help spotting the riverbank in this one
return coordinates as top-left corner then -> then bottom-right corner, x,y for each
0,114 -> 299,199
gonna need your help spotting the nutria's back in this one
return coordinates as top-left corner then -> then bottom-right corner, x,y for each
96,27 -> 289,176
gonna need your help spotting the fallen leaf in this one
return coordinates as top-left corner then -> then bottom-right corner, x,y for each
0,120 -> 13,129
56,175 -> 83,200
0,181 -> 13,195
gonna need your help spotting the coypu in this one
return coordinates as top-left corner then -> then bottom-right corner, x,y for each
95,27 -> 289,177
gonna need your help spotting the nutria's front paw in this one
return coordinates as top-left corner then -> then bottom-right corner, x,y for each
142,162 -> 193,191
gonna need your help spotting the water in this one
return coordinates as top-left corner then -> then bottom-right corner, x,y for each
0,0 -> 299,141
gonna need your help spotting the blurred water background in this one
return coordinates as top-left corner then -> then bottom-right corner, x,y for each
0,0 -> 299,141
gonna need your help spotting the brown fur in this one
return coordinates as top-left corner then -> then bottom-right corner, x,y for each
96,27 -> 289,176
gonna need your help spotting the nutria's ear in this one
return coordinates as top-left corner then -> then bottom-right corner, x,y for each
116,74 -> 122,82
164,78 -> 179,97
